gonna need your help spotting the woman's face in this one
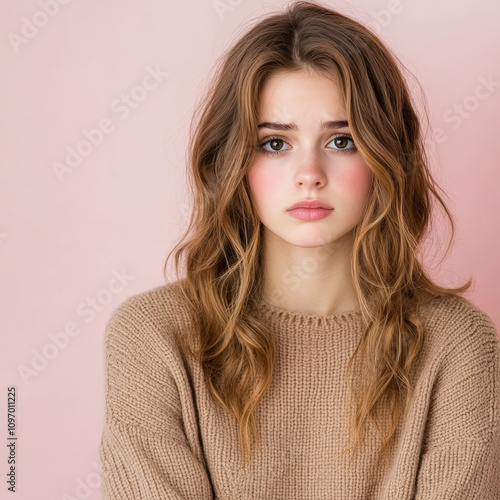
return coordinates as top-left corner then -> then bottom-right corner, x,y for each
246,69 -> 373,250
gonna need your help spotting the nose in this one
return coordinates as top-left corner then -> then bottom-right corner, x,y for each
294,151 -> 327,189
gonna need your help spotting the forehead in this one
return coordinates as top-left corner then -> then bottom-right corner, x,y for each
258,69 -> 345,118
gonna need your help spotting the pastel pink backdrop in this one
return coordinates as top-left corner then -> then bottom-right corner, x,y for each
1,0 -> 498,498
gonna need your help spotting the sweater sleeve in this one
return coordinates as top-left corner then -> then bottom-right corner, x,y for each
98,298 -> 215,500
413,309 -> 500,499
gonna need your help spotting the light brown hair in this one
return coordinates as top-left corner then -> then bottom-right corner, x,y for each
164,0 -> 471,468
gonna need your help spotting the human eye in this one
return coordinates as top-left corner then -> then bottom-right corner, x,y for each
256,136 -> 291,156
328,134 -> 356,154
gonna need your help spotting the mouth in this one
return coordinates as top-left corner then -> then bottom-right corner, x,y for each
287,201 -> 333,211
287,206 -> 333,210
287,206 -> 333,220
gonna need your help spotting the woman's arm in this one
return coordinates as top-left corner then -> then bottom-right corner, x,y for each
98,298 -> 215,500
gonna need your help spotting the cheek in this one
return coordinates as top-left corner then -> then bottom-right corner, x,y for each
247,166 -> 281,208
336,162 -> 373,202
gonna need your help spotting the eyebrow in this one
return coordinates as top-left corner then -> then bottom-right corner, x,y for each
257,120 -> 349,131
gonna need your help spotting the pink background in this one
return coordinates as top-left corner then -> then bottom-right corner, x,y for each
1,0 -> 499,498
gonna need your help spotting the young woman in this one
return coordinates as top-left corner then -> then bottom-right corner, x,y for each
99,1 -> 500,498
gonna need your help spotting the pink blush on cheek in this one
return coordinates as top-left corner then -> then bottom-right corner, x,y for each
335,162 -> 373,197
247,167 -> 281,198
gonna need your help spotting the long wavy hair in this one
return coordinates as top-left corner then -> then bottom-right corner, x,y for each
163,0 -> 471,468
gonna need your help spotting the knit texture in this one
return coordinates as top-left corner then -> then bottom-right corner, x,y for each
99,280 -> 500,499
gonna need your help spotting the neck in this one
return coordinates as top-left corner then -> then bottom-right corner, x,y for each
260,229 -> 360,316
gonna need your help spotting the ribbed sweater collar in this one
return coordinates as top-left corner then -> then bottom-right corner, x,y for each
258,299 -> 363,324
257,299 -> 366,346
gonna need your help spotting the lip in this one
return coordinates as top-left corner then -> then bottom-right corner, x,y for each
287,199 -> 333,210
287,207 -> 333,221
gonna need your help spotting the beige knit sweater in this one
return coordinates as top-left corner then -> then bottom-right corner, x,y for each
98,280 -> 500,499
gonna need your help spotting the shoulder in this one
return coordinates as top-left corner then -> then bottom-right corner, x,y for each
416,295 -> 500,409
103,279 -> 194,356
418,294 -> 496,329
417,294 -> 498,355
101,280 -> 197,430
414,295 -> 500,397
413,295 -> 500,452
107,279 -> 188,322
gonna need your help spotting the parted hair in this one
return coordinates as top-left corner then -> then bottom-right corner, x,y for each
164,0 -> 471,468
